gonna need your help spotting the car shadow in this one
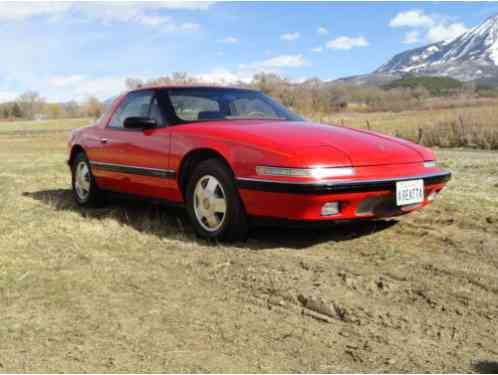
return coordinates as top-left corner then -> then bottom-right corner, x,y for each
22,189 -> 398,250
472,361 -> 498,374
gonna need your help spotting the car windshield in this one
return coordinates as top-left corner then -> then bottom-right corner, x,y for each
165,87 -> 304,124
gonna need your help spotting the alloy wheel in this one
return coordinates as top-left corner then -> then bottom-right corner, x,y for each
75,161 -> 91,202
193,175 -> 227,232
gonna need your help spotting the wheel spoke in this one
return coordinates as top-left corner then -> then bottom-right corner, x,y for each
205,177 -> 218,195
205,214 -> 219,227
212,198 -> 226,213
195,188 -> 205,203
75,161 -> 91,201
193,174 -> 227,232
80,178 -> 90,191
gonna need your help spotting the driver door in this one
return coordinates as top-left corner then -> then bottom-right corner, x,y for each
92,90 -> 172,198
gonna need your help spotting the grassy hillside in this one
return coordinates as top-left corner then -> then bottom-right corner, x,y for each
0,118 -> 497,372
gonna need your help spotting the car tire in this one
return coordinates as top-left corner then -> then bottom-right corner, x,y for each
71,152 -> 104,207
186,158 -> 248,242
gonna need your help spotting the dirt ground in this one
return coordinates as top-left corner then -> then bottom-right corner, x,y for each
0,120 -> 497,372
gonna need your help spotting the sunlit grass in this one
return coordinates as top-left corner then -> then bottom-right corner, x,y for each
0,117 -> 496,372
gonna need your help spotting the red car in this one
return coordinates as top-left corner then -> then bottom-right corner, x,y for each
68,85 -> 451,241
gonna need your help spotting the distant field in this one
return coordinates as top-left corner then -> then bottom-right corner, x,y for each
0,118 -> 91,133
323,103 -> 498,149
0,117 -> 497,372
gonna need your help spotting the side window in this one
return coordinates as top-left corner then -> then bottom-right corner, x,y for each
169,94 -> 220,121
108,91 -> 154,129
230,97 -> 277,118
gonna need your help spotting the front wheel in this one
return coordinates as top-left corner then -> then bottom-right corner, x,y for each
71,152 -> 104,207
186,159 -> 248,242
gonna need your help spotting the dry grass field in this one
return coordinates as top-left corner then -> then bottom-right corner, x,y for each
325,102 -> 498,150
0,114 -> 497,372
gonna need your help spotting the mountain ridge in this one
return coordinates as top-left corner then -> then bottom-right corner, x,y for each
338,13 -> 498,85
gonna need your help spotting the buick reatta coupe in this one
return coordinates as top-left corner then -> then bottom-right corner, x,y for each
68,86 -> 451,241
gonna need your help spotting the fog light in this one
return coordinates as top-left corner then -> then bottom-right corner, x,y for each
321,202 -> 340,216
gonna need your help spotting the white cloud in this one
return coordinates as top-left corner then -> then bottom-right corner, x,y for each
215,51 -> 224,57
0,91 -> 19,103
238,54 -> 310,76
0,3 -> 71,22
317,27 -> 328,35
389,10 -> 434,28
427,22 -> 469,43
326,36 -> 369,50
217,36 -> 239,44
138,14 -> 172,27
280,32 -> 300,41
153,2 -> 213,11
196,69 -> 253,84
76,3 -> 206,29
389,10 -> 469,43
402,31 -> 420,44
35,59 -> 311,101
258,54 -> 310,68
311,46 -> 323,53
196,63 -> 309,85
179,22 -> 200,31
46,75 -> 128,101
290,77 -> 308,84
140,19 -> 200,31
48,75 -> 84,87
0,2 -> 210,29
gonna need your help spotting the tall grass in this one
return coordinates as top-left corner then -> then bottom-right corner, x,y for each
324,103 -> 498,150
420,115 -> 498,150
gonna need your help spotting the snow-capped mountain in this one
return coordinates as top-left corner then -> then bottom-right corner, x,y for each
375,14 -> 498,82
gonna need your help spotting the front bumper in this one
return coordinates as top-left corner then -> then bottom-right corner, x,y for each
237,171 -> 451,221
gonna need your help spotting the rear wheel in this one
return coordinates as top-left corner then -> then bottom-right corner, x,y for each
186,159 -> 248,242
71,152 -> 104,207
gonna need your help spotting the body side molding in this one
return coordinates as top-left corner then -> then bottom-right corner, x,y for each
90,161 -> 176,179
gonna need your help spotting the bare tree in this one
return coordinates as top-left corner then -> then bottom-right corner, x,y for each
62,101 -> 81,118
17,91 -> 45,120
125,78 -> 144,90
81,96 -> 103,119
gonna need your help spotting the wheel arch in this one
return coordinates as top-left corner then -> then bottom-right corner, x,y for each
178,148 -> 235,198
68,144 -> 86,167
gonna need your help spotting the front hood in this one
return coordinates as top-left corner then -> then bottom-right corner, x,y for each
193,120 -> 424,166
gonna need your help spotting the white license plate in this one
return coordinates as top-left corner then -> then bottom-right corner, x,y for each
396,179 -> 424,206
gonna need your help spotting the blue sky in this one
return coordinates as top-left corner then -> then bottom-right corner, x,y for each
0,1 -> 497,102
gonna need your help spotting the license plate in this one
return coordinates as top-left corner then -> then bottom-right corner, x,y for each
396,179 -> 424,206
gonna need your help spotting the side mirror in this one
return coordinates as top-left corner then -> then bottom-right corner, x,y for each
123,116 -> 157,130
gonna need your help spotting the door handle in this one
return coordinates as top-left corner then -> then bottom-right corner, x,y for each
100,138 -> 109,144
